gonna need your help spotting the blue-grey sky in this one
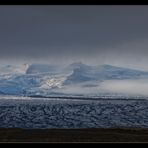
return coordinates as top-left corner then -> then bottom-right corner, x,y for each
0,5 -> 148,70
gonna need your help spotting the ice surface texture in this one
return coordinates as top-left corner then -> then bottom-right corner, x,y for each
0,99 -> 148,128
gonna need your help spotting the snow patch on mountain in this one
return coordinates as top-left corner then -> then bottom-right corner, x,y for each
39,76 -> 66,89
65,63 -> 148,84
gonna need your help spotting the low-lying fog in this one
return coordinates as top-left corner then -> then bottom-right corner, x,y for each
53,79 -> 148,96
101,79 -> 148,96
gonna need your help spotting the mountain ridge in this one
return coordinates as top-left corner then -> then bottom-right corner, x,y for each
0,63 -> 148,96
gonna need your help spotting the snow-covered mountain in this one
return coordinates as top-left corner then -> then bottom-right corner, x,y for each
65,63 -> 148,84
0,73 -> 67,96
0,62 -> 148,96
0,64 -> 29,75
26,64 -> 61,75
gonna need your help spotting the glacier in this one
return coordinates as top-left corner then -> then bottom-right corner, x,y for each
0,62 -> 148,97
0,96 -> 148,128
0,63 -> 148,128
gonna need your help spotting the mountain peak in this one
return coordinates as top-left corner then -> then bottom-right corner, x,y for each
69,62 -> 84,67
67,62 -> 90,71
101,64 -> 113,67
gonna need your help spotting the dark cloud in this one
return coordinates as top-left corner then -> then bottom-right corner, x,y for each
0,5 -> 148,68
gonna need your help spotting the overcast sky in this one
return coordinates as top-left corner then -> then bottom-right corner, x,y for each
0,5 -> 148,70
